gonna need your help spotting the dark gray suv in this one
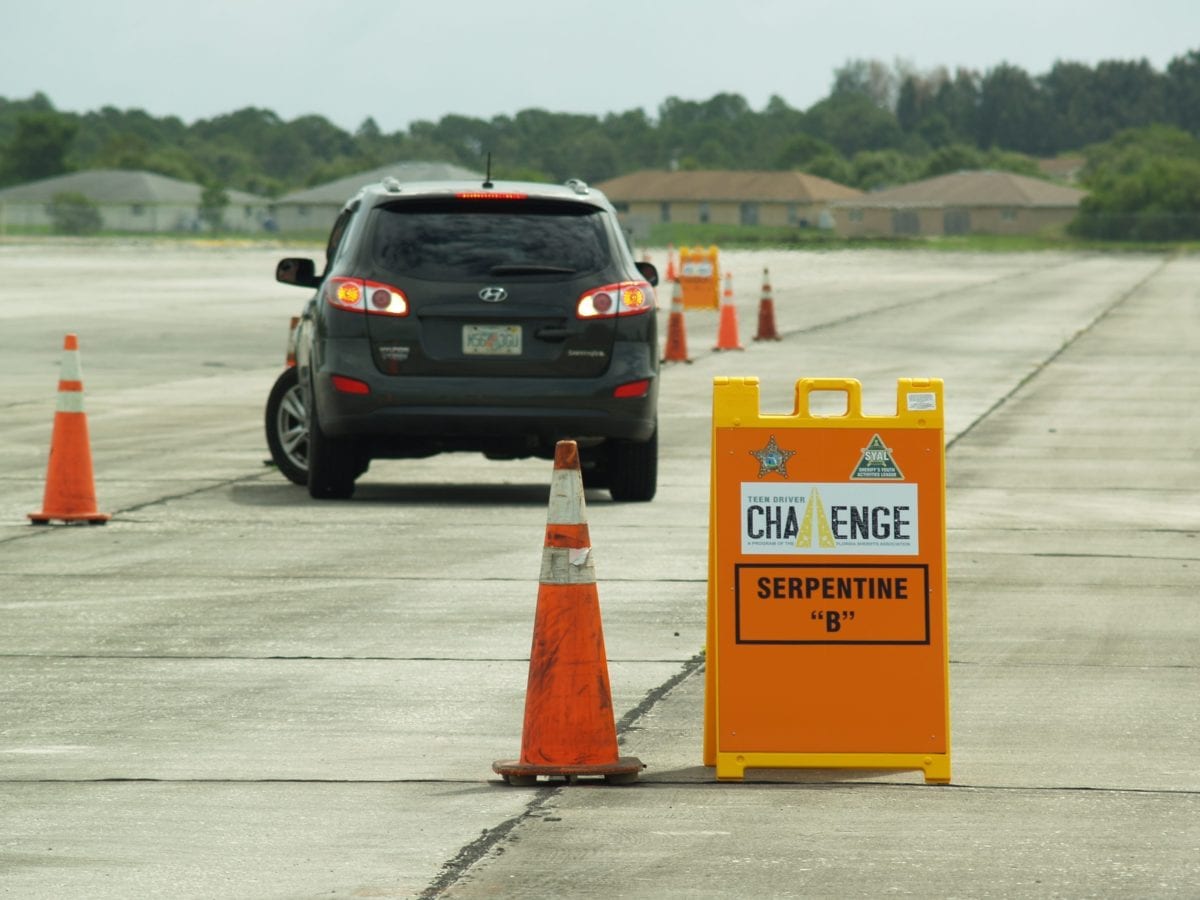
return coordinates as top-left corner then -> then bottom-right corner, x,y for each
269,177 -> 659,501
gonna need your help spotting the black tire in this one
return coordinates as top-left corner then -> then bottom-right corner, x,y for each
580,446 -> 610,489
264,367 -> 308,485
607,426 -> 657,502
307,388 -> 362,500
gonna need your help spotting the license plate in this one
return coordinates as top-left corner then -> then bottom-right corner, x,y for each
463,324 -> 522,356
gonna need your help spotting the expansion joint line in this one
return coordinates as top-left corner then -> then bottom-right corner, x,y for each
0,471 -> 272,547
947,256 -> 1171,452
420,652 -> 706,899
780,255 -> 1081,340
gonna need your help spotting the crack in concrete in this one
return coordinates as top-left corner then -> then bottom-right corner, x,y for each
418,653 -> 706,898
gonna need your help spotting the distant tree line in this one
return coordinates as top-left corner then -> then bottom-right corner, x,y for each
2,50 -> 1199,239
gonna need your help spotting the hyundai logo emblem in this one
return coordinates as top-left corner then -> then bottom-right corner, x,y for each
479,286 -> 508,303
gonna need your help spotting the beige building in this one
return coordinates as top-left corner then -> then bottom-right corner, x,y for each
595,170 -> 862,239
830,170 -> 1087,238
0,169 -> 268,233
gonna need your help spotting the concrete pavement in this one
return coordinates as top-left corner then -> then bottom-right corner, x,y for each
0,242 -> 1196,897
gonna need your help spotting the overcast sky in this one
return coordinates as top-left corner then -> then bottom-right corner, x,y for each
4,0 -> 1197,134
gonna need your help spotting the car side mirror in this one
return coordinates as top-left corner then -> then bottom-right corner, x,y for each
276,257 -> 321,288
636,260 -> 659,287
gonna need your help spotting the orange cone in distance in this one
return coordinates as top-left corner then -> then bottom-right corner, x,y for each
713,271 -> 744,351
661,279 -> 692,364
29,334 -> 110,525
753,266 -> 782,341
665,243 -> 677,282
493,440 -> 643,785
285,315 -> 301,366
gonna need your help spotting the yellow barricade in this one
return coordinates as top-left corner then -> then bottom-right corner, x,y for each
704,377 -> 951,784
677,245 -> 720,310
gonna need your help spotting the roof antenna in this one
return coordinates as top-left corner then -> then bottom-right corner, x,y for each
483,152 -> 494,189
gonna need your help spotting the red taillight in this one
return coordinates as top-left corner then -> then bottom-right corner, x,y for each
577,281 -> 654,319
455,191 -> 529,200
331,375 -> 370,395
613,379 -> 652,399
325,277 -> 409,316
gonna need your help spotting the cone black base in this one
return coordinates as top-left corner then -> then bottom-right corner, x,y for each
493,756 -> 644,785
28,513 -> 110,525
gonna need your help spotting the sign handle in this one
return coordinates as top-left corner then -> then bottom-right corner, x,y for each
793,377 -> 863,418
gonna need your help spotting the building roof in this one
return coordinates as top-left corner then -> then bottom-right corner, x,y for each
836,170 -> 1086,208
1036,155 -> 1086,182
276,161 -> 484,205
0,169 -> 265,205
594,170 -> 863,203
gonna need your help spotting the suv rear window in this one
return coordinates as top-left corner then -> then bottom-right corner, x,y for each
370,199 -> 612,281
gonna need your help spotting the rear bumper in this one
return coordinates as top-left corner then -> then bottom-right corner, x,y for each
308,338 -> 658,449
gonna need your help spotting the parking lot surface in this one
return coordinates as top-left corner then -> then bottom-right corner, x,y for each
1,241 -> 1197,897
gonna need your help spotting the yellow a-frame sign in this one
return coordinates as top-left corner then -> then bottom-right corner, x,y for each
704,377 -> 951,784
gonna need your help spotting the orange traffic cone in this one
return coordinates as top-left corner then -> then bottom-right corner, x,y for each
753,266 -> 782,341
285,315 -> 301,366
493,440 -> 643,786
713,272 -> 744,351
661,279 -> 692,364
29,334 -> 110,525
665,243 -> 677,282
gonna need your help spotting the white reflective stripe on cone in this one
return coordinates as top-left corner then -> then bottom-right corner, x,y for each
60,349 -> 83,383
56,392 -> 86,414
547,466 -> 586,526
539,546 -> 596,585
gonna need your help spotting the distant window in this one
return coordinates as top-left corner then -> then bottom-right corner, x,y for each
1001,208 -> 1018,221
660,202 -> 671,223
944,208 -> 970,235
613,201 -> 629,213
848,208 -> 863,223
131,204 -> 144,216
699,202 -> 710,224
739,202 -> 759,226
892,210 -> 920,235
787,204 -> 799,225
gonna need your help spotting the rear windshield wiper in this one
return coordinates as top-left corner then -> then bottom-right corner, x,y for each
489,264 -> 577,275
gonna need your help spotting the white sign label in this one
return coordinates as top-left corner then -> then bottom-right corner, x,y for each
741,483 -> 919,555
906,392 -> 937,412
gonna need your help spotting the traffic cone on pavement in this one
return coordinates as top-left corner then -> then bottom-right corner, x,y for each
753,266 -> 782,341
493,440 -> 643,785
665,243 -> 677,282
713,272 -> 744,351
661,279 -> 692,364
29,334 -> 110,525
